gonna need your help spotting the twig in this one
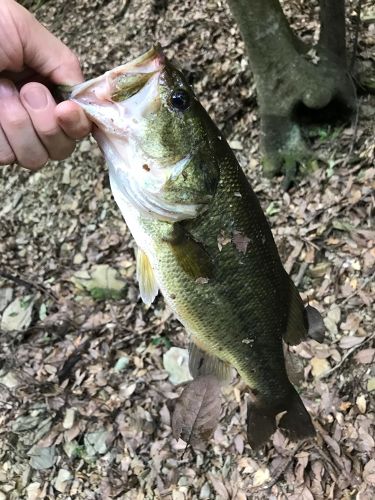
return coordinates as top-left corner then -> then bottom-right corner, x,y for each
320,331 -> 375,379
0,269 -> 58,302
294,261 -> 309,287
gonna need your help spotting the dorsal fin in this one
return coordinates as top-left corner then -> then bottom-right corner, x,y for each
136,248 -> 159,306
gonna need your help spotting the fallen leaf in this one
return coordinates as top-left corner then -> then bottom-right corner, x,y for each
114,356 -> 130,372
0,295 -> 34,332
367,378 -> 375,392
172,375 -> 222,447
25,483 -> 42,500
84,429 -> 112,456
232,230 -> 250,254
253,467 -> 270,487
163,347 -> 193,385
0,371 -> 19,388
356,395 -> 367,414
363,459 -> 375,486
354,348 -> 375,364
310,357 -> 330,377
217,230 -> 231,251
28,446 -> 55,470
229,139 -> 243,150
54,469 -> 73,493
208,473 -> 229,499
0,287 -> 13,312
71,264 -> 126,300
63,408 -> 75,430
339,336 -> 365,349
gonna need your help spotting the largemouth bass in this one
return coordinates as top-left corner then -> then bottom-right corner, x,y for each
70,47 -> 324,448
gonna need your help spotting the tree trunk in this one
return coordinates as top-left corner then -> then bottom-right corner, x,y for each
227,0 -> 356,185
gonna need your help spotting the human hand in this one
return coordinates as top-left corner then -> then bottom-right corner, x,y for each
0,0 -> 91,170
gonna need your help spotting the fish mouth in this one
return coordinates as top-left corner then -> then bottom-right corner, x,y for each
70,46 -> 165,106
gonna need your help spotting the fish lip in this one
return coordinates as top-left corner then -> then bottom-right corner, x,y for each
70,45 -> 165,102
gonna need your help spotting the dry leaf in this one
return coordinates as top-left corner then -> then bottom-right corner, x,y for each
339,336 -> 365,349
310,357 -> 330,377
208,473 -> 229,499
172,375 -> 222,447
163,347 -> 193,385
356,395 -> 367,414
232,230 -> 250,254
354,348 -> 375,364
363,459 -> 375,486
0,295 -> 34,332
253,467 -> 270,487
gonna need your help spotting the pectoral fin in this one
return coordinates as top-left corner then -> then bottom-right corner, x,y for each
136,248 -> 159,305
189,338 -> 232,384
168,224 -> 214,281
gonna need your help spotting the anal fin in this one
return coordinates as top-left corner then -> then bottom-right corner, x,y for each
136,248 -> 159,306
189,338 -> 232,384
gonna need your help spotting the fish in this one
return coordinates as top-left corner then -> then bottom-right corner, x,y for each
69,46 -> 325,448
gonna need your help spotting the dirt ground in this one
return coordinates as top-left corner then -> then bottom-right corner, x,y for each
0,0 -> 374,498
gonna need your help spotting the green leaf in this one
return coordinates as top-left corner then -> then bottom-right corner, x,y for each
39,303 -> 47,320
71,264 -> 126,301
0,295 -> 34,332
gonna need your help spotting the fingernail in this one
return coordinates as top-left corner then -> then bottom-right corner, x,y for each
0,80 -> 15,98
23,86 -> 49,110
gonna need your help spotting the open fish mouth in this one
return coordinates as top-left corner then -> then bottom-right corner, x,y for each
71,46 -> 165,102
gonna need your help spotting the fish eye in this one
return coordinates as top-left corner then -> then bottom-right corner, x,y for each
170,89 -> 190,111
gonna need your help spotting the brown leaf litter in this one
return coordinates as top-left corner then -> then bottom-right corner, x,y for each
0,0 -> 374,498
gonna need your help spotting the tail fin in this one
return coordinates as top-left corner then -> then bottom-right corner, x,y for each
247,387 -> 315,449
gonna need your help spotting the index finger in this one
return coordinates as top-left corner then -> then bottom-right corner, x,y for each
5,0 -> 84,85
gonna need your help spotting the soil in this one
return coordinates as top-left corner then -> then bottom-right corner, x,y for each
0,0 -> 374,499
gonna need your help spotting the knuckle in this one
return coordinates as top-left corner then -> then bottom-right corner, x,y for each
39,126 -> 59,138
5,110 -> 29,129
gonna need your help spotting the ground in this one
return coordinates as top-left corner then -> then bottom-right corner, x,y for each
0,0 -> 374,499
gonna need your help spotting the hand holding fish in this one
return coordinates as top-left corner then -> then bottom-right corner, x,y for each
0,0 -> 91,169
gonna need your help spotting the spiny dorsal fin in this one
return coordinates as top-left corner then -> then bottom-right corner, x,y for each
136,248 -> 159,306
189,338 -> 232,384
168,224 -> 214,281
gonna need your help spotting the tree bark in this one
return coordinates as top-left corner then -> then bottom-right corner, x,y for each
318,0 -> 347,63
227,0 -> 356,184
